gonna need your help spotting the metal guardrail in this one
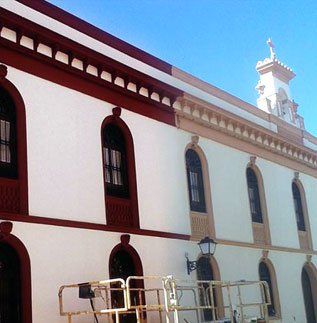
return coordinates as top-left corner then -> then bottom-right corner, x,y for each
58,276 -> 270,323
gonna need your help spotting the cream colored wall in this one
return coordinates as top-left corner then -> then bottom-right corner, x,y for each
160,239 -> 313,322
270,251 -> 307,323
199,138 -> 253,243
299,173 -> 317,249
257,160 -> 299,248
183,134 -> 316,248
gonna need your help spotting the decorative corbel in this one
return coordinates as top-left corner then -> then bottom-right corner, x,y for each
191,135 -> 199,147
0,64 -> 8,81
306,254 -> 312,263
112,107 -> 122,117
0,221 -> 13,241
250,155 -> 257,166
262,249 -> 269,259
294,171 -> 299,180
120,234 -> 130,247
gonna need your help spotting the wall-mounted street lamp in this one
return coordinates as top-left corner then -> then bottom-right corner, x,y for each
185,236 -> 217,275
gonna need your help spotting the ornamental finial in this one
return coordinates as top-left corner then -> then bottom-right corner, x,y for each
266,38 -> 276,60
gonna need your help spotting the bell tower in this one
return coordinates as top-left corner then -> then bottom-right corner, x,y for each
255,39 -> 304,129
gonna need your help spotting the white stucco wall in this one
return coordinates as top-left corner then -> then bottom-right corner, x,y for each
11,220 -> 313,323
10,221 -> 194,323
256,160 -> 299,248
199,139 -> 253,243
124,113 -> 190,234
6,65 -> 192,234
2,65 -> 316,322
298,173 -> 317,249
8,66 -> 108,223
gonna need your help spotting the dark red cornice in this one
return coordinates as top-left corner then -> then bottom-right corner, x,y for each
0,41 -> 175,125
0,7 -> 180,97
0,6 -> 183,125
0,213 -> 190,241
15,0 -> 172,75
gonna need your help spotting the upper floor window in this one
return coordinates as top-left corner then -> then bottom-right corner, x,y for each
246,167 -> 263,223
102,124 -> 129,198
185,149 -> 206,213
0,70 -> 28,214
101,108 -> 139,228
292,182 -> 305,231
0,87 -> 17,179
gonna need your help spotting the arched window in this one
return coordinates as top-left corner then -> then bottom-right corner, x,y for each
197,257 -> 215,321
246,167 -> 263,223
196,256 -> 224,321
101,108 -> 139,228
301,264 -> 317,323
0,72 -> 28,215
258,259 -> 281,318
0,87 -> 17,179
259,261 -> 277,317
292,182 -> 305,231
185,149 -> 206,213
103,124 -> 129,198
0,242 -> 21,322
0,222 -> 32,323
278,88 -> 290,118
109,235 -> 145,322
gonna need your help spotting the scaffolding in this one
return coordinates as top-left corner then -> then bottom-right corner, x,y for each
58,276 -> 270,323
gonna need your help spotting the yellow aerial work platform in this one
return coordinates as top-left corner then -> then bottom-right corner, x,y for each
58,276 -> 270,323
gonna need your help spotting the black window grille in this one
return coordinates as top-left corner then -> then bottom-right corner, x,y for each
0,88 -> 17,179
185,149 -> 206,212
246,168 -> 263,223
103,124 -> 129,198
259,262 -> 276,317
292,182 -> 306,231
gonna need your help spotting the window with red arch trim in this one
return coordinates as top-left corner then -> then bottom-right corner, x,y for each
0,73 -> 28,215
101,108 -> 139,228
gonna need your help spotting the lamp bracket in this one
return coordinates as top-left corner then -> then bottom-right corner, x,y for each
186,255 -> 197,275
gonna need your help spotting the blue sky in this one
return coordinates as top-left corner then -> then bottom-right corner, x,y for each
48,0 -> 317,136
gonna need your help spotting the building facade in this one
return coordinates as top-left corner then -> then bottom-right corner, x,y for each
0,1 -> 316,323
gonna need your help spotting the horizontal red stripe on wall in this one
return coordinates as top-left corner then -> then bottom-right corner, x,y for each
0,213 -> 190,241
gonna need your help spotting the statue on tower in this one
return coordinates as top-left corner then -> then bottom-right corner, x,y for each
266,38 -> 276,60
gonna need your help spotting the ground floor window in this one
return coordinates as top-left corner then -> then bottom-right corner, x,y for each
302,266 -> 317,323
0,242 -> 21,323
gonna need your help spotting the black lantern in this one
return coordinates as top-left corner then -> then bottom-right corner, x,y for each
198,236 -> 217,256
186,236 -> 217,275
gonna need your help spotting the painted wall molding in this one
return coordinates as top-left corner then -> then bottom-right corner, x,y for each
176,96 -> 317,172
